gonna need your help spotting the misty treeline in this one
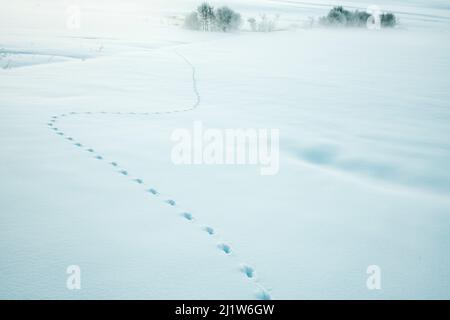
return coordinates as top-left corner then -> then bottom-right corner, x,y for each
184,2 -> 280,32
319,6 -> 397,28
185,2 -> 242,32
184,3 -> 397,32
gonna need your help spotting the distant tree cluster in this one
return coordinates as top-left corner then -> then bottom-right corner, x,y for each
247,14 -> 280,32
184,2 -> 242,32
381,13 -> 397,27
319,6 -> 397,28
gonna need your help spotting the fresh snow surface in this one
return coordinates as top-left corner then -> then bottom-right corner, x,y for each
0,0 -> 449,299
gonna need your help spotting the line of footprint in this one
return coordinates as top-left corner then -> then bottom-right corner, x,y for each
48,113 -> 271,300
45,51 -> 271,300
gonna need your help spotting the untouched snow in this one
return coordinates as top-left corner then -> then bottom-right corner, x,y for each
0,0 -> 449,299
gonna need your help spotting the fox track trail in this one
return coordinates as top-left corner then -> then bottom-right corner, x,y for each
46,50 -> 272,300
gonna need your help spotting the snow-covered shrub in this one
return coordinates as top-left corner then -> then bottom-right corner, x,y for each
197,2 -> 215,31
184,12 -> 201,30
381,13 -> 396,27
247,14 -> 279,32
184,3 -> 242,32
248,18 -> 257,32
215,6 -> 242,32
350,10 -> 371,27
319,6 -> 397,28
320,6 -> 350,26
258,14 -> 279,32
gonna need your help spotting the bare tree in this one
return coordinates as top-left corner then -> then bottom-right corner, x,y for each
215,6 -> 242,32
197,2 -> 215,31
185,11 -> 201,30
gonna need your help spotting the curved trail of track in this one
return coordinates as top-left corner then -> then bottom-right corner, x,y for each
47,50 -> 271,300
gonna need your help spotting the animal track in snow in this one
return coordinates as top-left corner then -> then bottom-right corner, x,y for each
181,212 -> 193,221
165,199 -> 176,206
218,243 -> 232,254
255,289 -> 271,300
241,265 -> 255,278
204,226 -> 214,235
46,51 -> 270,300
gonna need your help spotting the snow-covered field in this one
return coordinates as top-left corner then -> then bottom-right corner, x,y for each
1,0 -> 449,299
